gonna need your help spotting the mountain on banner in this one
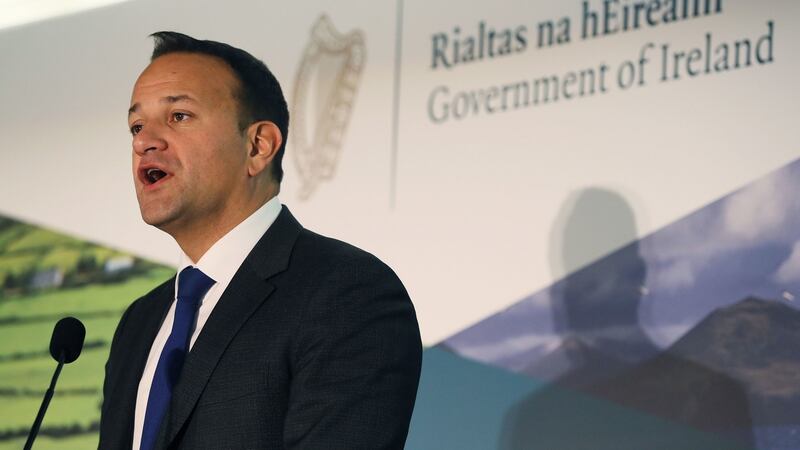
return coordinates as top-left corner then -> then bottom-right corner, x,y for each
574,296 -> 800,445
665,297 -> 800,425
497,297 -> 800,449
522,296 -> 800,410
520,333 -> 639,388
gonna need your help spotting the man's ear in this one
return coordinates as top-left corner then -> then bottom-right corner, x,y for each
246,121 -> 282,178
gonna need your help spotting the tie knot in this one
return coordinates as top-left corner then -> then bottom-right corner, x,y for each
177,266 -> 215,307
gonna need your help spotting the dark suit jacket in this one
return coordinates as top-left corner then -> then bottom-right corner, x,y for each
99,207 -> 422,449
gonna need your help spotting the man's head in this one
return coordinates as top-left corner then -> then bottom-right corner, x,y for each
148,31 -> 289,182
128,32 -> 289,257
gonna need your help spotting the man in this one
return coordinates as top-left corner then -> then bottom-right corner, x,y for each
99,31 -> 422,450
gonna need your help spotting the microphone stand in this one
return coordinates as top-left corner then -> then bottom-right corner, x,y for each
24,351 -> 65,450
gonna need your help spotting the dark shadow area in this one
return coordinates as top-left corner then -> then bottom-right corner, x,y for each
499,188 -> 755,449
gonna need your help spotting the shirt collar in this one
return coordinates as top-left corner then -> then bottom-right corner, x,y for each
177,196 -> 282,284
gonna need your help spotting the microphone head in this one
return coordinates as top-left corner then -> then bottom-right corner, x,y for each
50,317 -> 85,364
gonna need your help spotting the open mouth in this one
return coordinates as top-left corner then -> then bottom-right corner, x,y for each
139,166 -> 171,186
146,168 -> 167,184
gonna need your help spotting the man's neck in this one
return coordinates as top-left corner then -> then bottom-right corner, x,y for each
171,192 -> 277,263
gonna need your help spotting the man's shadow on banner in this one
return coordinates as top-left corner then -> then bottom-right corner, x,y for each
498,188 -> 754,450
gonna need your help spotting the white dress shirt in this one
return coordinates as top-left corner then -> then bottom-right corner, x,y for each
132,196 -> 282,450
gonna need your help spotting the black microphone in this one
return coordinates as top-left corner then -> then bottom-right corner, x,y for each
24,317 -> 85,450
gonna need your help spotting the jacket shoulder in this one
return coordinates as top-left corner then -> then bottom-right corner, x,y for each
292,228 -> 398,279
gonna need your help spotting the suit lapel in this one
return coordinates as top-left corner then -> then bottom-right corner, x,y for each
107,279 -> 174,448
162,206 -> 303,447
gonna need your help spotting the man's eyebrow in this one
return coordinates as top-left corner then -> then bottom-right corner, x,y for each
163,94 -> 196,105
128,95 -> 197,117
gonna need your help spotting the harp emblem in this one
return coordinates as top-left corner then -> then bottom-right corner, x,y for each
290,15 -> 366,200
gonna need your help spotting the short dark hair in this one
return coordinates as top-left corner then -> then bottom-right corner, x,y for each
149,31 -> 289,184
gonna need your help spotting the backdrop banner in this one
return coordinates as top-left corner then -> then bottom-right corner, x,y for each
0,0 -> 797,448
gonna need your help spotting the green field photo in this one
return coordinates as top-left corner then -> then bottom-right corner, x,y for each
0,215 -> 173,449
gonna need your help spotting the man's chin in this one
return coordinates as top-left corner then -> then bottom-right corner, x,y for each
140,208 -> 179,232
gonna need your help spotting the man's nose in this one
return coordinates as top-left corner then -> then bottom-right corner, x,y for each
132,124 -> 168,155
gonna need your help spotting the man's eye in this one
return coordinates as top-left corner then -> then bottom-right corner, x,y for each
172,112 -> 189,122
130,124 -> 143,135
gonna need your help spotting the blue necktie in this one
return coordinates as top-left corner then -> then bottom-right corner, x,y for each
140,266 -> 215,450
